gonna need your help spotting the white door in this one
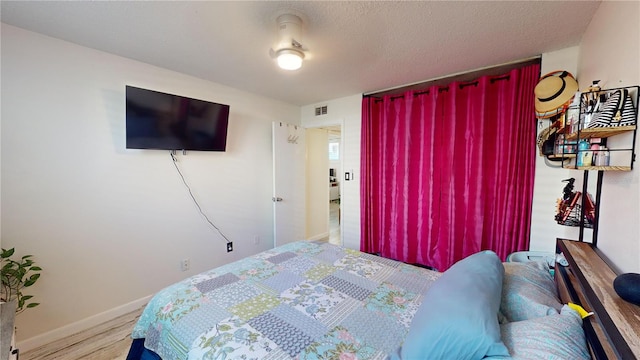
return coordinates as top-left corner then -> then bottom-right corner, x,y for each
272,122 -> 306,246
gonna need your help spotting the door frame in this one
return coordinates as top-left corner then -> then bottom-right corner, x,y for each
304,121 -> 344,246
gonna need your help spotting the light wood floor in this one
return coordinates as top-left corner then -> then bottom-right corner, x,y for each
20,305 -> 144,360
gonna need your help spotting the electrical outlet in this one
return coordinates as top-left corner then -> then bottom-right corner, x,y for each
227,242 -> 233,252
181,259 -> 190,271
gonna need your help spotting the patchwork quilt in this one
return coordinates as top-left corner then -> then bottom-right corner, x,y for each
131,241 -> 440,359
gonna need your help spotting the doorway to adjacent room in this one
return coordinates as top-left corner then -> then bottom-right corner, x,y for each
327,126 -> 341,245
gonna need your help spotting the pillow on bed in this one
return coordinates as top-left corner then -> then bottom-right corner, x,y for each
497,305 -> 590,359
400,250 -> 510,360
500,261 -> 562,322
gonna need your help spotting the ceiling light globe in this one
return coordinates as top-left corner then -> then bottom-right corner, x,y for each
277,50 -> 303,71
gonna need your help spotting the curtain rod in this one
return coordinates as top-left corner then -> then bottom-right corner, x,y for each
363,56 -> 541,97
374,76 -> 512,103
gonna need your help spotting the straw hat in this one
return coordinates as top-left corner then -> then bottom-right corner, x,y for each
535,71 -> 578,119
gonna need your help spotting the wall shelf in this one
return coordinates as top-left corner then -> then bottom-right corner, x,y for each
553,85 -> 638,245
574,165 -> 632,171
564,125 -> 636,141
547,154 -> 576,161
555,86 -> 638,171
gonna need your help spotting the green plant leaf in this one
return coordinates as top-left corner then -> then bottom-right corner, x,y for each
24,273 -> 41,287
1,248 -> 15,258
1,248 -> 41,314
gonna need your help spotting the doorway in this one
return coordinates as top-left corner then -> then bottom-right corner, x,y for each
304,124 -> 342,245
273,122 -> 343,247
327,126 -> 341,245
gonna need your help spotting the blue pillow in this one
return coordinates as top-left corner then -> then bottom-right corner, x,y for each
400,250 -> 510,360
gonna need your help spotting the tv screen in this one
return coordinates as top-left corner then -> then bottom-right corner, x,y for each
126,86 -> 230,151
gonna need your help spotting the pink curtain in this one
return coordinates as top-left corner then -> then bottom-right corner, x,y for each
361,63 -> 540,271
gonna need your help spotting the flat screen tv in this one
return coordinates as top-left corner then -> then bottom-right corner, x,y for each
126,85 -> 230,151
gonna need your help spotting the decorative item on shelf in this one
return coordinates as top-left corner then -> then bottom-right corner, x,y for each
562,140 -> 577,155
580,80 -> 603,129
554,178 -> 595,228
587,88 -> 636,128
538,113 -> 574,163
541,130 -> 557,157
534,70 -> 579,119
555,178 -> 576,222
537,126 -> 551,156
554,133 -> 564,156
613,273 -> 640,306
584,192 -> 596,224
537,121 -> 560,157
555,190 -> 581,223
586,80 -> 602,93
566,106 -> 580,134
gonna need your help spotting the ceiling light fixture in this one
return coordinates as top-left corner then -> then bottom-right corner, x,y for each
276,49 -> 304,71
272,13 -> 307,71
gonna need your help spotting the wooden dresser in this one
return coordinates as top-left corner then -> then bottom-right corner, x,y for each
555,238 -> 640,359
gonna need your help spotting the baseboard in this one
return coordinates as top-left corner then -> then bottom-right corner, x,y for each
307,232 -> 330,242
17,295 -> 151,353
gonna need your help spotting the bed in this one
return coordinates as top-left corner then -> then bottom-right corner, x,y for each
126,239 -> 636,360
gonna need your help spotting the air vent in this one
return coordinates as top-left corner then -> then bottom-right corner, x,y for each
315,105 -> 328,116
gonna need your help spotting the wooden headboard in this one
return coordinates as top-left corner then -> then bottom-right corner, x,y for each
555,238 -> 640,359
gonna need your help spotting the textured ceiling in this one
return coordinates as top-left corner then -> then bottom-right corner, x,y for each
1,1 -> 601,106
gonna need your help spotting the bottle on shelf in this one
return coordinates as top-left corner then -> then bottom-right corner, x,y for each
591,144 -> 600,166
582,150 -> 593,167
595,147 -> 610,166
576,139 -> 590,167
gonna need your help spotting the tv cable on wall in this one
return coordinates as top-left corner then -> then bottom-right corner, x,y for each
170,152 -> 232,250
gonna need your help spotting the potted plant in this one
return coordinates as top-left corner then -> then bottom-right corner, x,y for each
1,248 -> 42,360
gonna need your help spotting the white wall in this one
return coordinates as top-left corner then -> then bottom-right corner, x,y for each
577,1 -> 640,273
1,24 -> 300,348
301,95 -> 362,250
529,46 -> 585,254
